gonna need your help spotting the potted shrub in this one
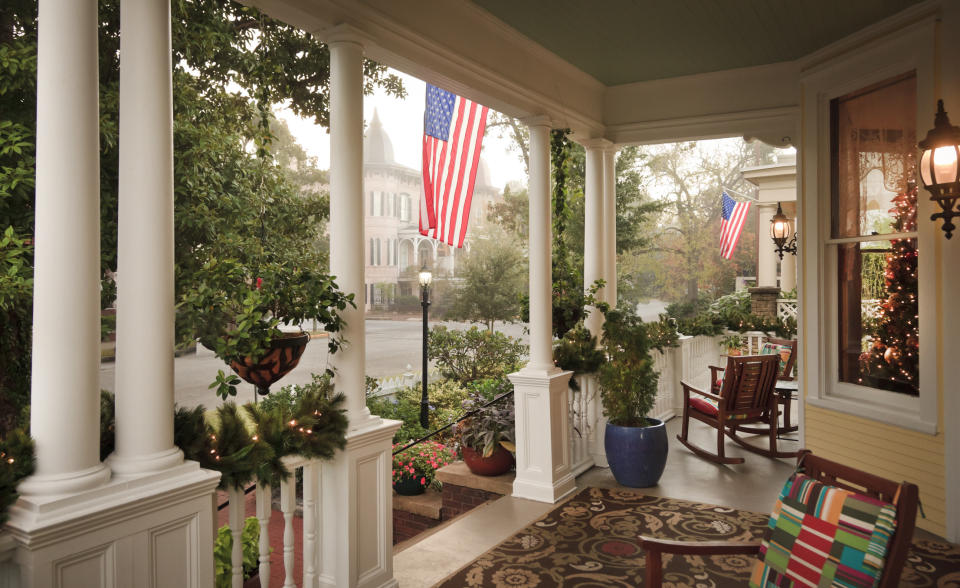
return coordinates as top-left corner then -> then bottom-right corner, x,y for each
719,333 -> 745,356
391,440 -> 455,495
455,390 -> 516,476
179,254 -> 354,398
596,307 -> 678,488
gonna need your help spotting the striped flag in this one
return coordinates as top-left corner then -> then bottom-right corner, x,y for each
719,191 -> 750,259
420,83 -> 489,248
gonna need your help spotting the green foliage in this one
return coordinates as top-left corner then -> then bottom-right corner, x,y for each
210,369 -> 242,401
427,326 -> 527,385
0,228 -> 31,429
553,325 -> 604,379
665,289 -> 797,338
444,230 -> 526,331
597,306 -> 678,427
719,333 -> 746,351
455,391 -> 515,457
391,440 -> 454,491
366,379 -> 469,444
0,427 -> 34,525
214,517 -> 261,588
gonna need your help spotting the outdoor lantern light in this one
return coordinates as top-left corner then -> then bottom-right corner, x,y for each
918,100 -> 960,238
419,262 -> 432,428
769,202 -> 797,259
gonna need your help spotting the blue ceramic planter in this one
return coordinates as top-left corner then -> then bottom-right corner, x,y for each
604,419 -> 668,488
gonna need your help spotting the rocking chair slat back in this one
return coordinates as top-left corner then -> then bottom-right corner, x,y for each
720,355 -> 780,416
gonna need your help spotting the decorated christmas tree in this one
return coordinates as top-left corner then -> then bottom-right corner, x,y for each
859,185 -> 919,395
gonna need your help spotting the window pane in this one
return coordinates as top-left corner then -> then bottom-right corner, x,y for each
836,191 -> 919,395
831,72 -> 916,238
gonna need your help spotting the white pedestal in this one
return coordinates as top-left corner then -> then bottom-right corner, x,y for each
318,418 -> 401,588
6,463 -> 220,588
509,368 -> 576,503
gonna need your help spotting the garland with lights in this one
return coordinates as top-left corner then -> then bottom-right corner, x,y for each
859,186 -> 919,395
0,428 -> 34,524
101,375 -> 348,490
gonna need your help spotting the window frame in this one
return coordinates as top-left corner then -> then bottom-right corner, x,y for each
802,21 -> 938,435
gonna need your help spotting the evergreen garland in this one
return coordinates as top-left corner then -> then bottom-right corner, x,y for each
0,428 -> 34,525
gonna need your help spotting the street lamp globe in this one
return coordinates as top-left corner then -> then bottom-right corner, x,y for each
418,263 -> 432,288
769,202 -> 797,260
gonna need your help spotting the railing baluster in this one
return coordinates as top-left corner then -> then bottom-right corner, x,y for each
227,485 -> 245,588
255,483 -> 272,588
302,462 -> 318,588
280,474 -> 295,587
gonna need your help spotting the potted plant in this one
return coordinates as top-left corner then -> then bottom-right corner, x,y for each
719,333 -> 745,356
596,307 -> 678,488
179,254 -> 354,398
455,390 -> 516,476
391,440 -> 455,495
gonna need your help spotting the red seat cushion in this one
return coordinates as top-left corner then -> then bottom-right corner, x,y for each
688,396 -> 718,416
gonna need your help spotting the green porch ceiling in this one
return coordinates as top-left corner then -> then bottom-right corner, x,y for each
471,0 -> 926,86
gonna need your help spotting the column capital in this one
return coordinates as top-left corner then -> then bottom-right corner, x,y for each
520,114 -> 553,129
322,23 -> 369,48
580,137 -> 614,151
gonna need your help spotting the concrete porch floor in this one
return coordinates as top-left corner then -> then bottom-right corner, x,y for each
392,416 -> 803,587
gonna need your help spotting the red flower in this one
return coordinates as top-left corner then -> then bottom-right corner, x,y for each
255,277 -> 263,289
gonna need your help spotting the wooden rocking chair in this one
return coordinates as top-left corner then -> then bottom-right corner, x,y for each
639,450 -> 919,587
677,354 -> 797,464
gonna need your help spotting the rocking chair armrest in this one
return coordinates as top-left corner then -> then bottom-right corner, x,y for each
638,536 -> 762,588
638,536 -> 762,556
680,380 -> 722,403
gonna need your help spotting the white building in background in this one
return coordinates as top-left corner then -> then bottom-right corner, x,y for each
362,109 -> 501,309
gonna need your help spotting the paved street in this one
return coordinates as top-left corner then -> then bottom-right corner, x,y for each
99,319 -> 528,409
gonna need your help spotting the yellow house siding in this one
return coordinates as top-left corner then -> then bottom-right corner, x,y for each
804,404 -> 946,537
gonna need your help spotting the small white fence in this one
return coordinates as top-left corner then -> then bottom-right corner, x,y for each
223,455 -> 319,588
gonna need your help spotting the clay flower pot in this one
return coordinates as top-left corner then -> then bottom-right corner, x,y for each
229,331 -> 310,396
461,445 -> 514,476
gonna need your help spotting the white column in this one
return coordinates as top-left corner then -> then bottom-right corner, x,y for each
602,147 -> 617,307
318,26 -> 400,588
108,0 -> 183,475
510,118 -> 574,504
583,140 -> 608,336
19,0 -> 110,496
328,31 -> 376,430
757,203 -> 779,288
525,120 -> 554,370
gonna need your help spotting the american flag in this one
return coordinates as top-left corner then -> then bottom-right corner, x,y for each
420,83 -> 489,248
719,191 -> 750,259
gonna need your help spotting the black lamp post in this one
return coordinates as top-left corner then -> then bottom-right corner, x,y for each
769,202 -> 798,260
418,263 -> 432,428
918,100 -> 960,238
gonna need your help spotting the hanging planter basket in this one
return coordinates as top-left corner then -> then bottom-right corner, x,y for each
229,331 -> 310,396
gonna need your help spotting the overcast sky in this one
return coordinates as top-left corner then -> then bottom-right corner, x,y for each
276,69 -> 529,190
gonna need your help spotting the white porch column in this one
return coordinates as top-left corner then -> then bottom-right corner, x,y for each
19,0 -> 110,496
319,26 -> 400,588
583,140 -> 609,336
757,202 -> 779,288
108,0 -> 183,475
602,147 -> 617,307
509,118 -> 574,504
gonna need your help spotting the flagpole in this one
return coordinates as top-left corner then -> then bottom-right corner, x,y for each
722,185 -> 759,202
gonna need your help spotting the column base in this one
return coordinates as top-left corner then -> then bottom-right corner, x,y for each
318,418 -> 401,588
16,462 -> 111,497
509,368 -> 577,503
106,446 -> 184,477
6,461 -> 220,588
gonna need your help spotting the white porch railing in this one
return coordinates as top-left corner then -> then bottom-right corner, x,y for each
568,334 -> 722,471
778,298 -> 879,323
223,455 -> 319,588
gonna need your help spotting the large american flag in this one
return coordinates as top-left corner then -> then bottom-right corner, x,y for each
719,191 -> 750,260
420,83 -> 489,248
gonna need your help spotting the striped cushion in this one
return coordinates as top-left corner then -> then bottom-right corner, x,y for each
750,473 -> 897,588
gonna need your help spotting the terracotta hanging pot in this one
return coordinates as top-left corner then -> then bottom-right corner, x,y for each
229,331 -> 310,396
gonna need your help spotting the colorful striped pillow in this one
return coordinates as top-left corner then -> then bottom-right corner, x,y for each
750,473 -> 897,588
760,342 -> 792,376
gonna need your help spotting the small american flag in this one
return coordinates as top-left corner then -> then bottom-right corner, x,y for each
719,191 -> 750,260
420,83 -> 489,248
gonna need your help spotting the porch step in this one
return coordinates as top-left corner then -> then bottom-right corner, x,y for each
394,489 -> 443,520
435,461 -> 514,496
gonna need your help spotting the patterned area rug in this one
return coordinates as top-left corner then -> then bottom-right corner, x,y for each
436,487 -> 960,587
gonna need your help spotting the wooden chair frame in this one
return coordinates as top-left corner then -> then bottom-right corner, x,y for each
677,354 -> 797,464
639,450 -> 919,588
